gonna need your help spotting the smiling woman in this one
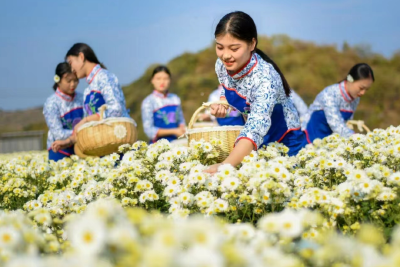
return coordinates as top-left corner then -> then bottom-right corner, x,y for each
205,11 -> 308,174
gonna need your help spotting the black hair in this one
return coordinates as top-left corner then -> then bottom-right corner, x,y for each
151,65 -> 171,78
215,11 -> 291,96
53,62 -> 74,91
347,63 -> 375,82
65,43 -> 106,69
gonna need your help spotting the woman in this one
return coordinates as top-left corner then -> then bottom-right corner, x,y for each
43,63 -> 83,161
65,43 -> 130,138
303,63 -> 374,143
205,11 -> 307,173
141,66 -> 186,143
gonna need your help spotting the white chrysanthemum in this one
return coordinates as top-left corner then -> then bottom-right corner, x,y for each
167,176 -> 181,187
179,192 -> 194,206
348,169 -> 368,182
277,209 -> 303,238
221,177 -> 241,191
218,164 -> 236,177
377,187 -> 396,201
258,213 -> 280,233
213,198 -> 228,212
164,185 -> 180,198
388,172 -> 400,186
0,226 -> 20,249
261,191 -> 271,204
203,142 -> 213,152
189,172 -> 208,185
159,151 -> 173,162
67,215 -> 106,255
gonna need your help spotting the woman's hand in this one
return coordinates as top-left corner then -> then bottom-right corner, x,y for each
51,138 -> 73,152
203,163 -> 222,175
174,124 -> 186,137
210,104 -> 227,118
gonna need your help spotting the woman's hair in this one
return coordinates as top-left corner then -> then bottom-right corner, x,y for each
53,62 -> 73,91
215,11 -> 291,96
152,65 -> 171,78
347,63 -> 375,82
65,43 -> 106,69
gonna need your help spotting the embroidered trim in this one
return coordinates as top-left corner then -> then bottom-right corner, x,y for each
228,55 -> 253,77
87,65 -> 102,84
153,104 -> 178,113
60,107 -> 83,118
235,137 -> 258,150
221,84 -> 251,105
277,127 -> 301,143
303,130 -> 312,144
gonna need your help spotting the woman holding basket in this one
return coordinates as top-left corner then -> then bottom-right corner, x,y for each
302,63 -> 374,143
205,11 -> 307,173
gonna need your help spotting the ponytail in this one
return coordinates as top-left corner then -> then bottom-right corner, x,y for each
255,49 -> 291,97
66,43 -> 107,69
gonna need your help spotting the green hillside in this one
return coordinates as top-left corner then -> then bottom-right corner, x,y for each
123,34 -> 400,141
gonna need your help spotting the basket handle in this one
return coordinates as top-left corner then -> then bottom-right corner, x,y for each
99,105 -> 107,120
346,120 -> 371,133
188,101 -> 246,130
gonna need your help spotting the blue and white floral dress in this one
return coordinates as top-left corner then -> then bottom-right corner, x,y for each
83,64 -> 130,118
43,89 -> 84,161
290,89 -> 308,123
215,53 -> 307,156
208,85 -> 243,126
141,91 -> 186,143
302,81 -> 359,143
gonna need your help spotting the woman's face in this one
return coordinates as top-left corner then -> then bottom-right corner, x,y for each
151,71 -> 171,93
58,72 -> 79,95
215,33 -> 256,74
347,78 -> 373,99
67,53 -> 86,79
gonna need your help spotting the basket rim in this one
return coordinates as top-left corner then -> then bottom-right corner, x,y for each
77,117 -> 136,132
187,125 -> 244,134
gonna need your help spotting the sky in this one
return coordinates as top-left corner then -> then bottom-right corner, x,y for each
0,0 -> 399,111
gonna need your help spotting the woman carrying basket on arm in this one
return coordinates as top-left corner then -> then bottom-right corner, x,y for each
141,66 -> 186,143
44,63 -> 83,161
205,11 -> 308,174
302,63 -> 374,143
63,43 -> 130,144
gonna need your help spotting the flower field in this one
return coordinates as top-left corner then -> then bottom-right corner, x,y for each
2,126 -> 400,266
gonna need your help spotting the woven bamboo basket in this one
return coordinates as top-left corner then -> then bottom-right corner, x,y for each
346,120 -> 371,133
187,101 -> 245,162
75,105 -> 137,157
192,121 -> 219,128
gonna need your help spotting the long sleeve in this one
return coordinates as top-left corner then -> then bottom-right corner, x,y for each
43,101 -> 72,141
323,95 -> 354,137
141,97 -> 159,140
236,79 -> 277,149
290,90 -> 308,121
101,74 -> 127,118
